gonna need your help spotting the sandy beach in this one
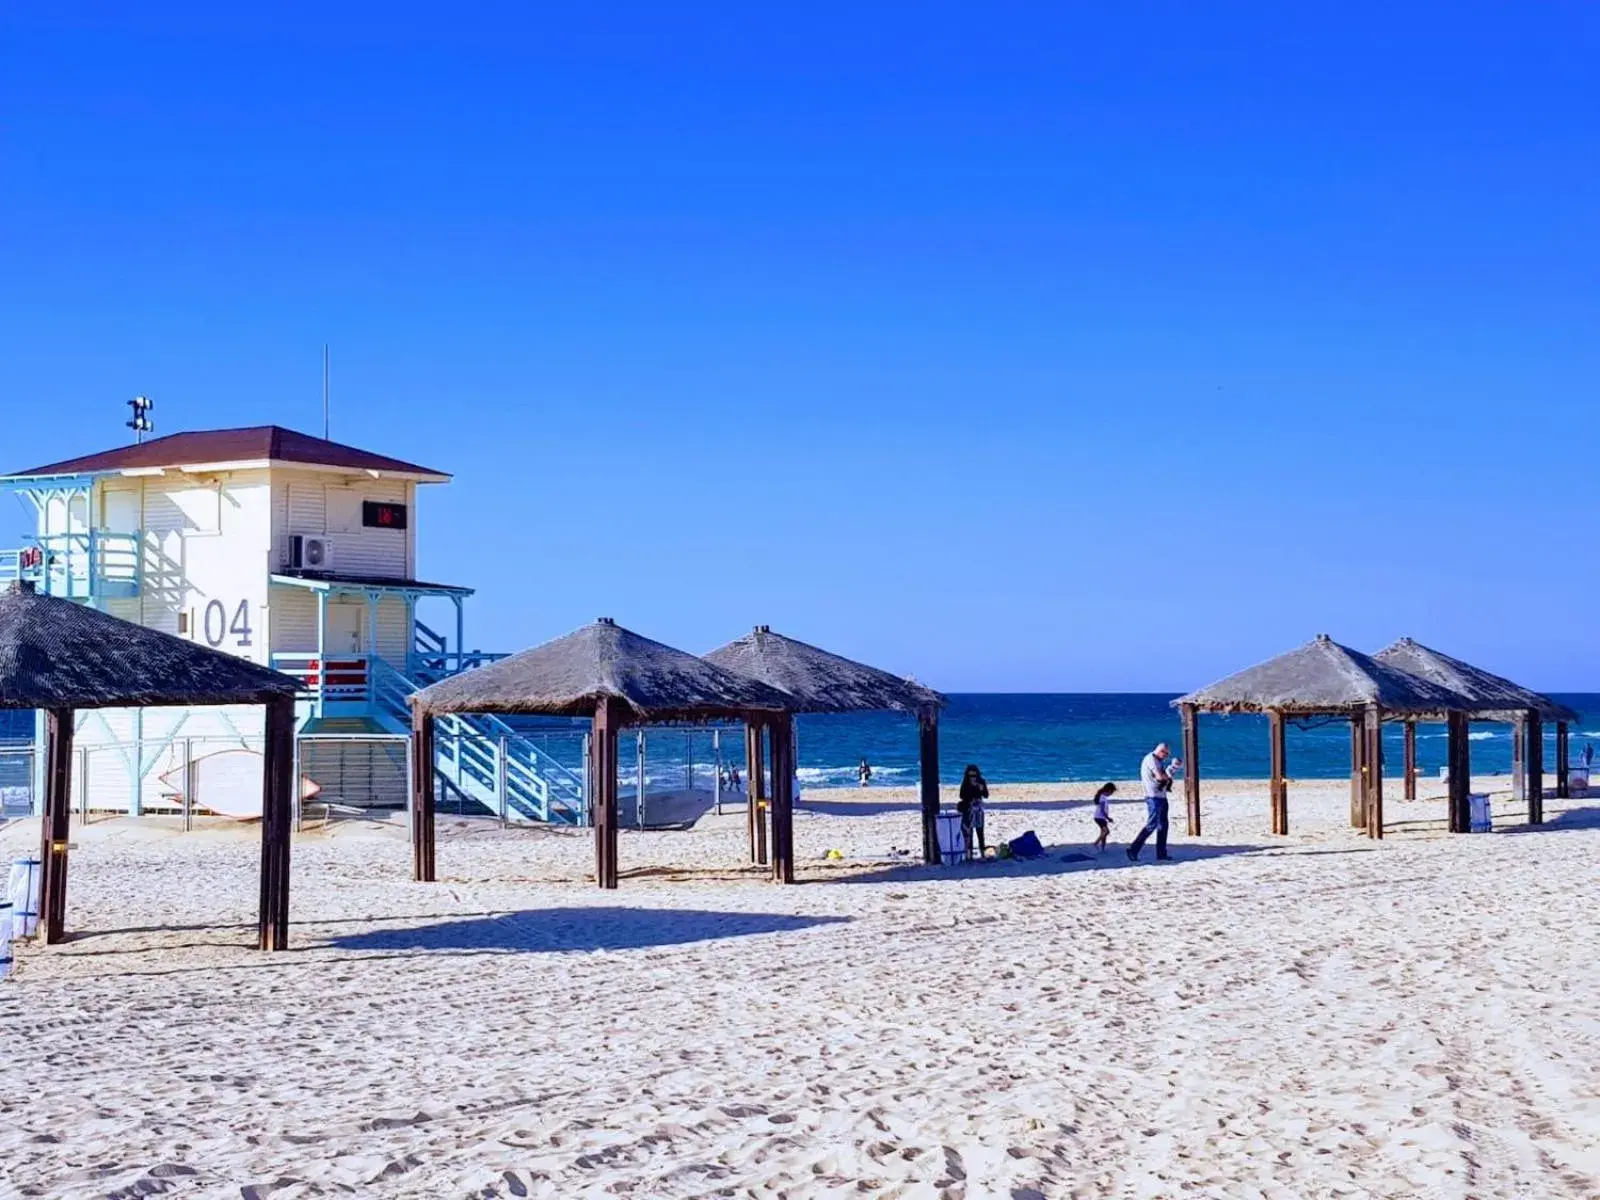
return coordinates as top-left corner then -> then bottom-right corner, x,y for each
3,776 -> 1599,1198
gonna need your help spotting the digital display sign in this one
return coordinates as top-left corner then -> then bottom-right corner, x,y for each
362,501 -> 408,530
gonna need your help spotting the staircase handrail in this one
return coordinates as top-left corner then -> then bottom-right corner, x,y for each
369,655 -> 586,818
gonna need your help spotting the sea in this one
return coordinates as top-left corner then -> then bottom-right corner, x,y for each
505,693 -> 1600,794
6,696 -> 1597,798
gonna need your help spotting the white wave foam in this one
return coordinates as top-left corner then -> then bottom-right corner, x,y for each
1468,731 -> 1496,741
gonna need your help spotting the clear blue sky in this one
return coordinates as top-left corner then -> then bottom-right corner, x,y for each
2,4 -> 1596,692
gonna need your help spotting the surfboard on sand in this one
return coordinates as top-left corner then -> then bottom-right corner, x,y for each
158,749 -> 322,820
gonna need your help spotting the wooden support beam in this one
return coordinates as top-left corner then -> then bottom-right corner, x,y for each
1511,717 -> 1526,803
1349,717 -> 1366,829
1526,710 -> 1544,825
592,698 -> 622,889
1403,721 -> 1417,801
1268,710 -> 1287,836
38,707 -> 74,945
918,712 -> 941,865
410,708 -> 436,882
1180,703 -> 1201,836
745,721 -> 768,866
259,696 -> 295,950
1364,706 -> 1384,839
1446,711 -> 1470,833
1556,721 -> 1569,800
768,718 -> 796,884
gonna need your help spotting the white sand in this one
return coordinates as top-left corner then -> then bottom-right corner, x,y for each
2,776 -> 1599,1198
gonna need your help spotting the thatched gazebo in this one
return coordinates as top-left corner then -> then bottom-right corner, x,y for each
1174,634 -> 1468,839
1374,638 -> 1581,826
409,618 -> 792,886
0,581 -> 302,948
704,626 -> 947,864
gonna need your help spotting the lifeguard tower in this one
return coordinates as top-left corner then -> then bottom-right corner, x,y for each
0,425 -> 583,824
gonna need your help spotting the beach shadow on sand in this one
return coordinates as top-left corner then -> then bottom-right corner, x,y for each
826,840 -> 1306,886
325,907 -> 849,954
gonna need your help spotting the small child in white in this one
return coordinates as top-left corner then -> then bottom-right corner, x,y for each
1091,781 -> 1117,853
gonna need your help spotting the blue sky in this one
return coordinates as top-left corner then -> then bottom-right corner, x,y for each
2,4 -> 1596,691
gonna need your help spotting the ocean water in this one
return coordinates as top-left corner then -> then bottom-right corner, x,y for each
8,699 -> 1595,797
508,693 -> 1600,792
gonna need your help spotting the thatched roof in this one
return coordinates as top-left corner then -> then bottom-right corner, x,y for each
1174,633 -> 1468,716
0,582 -> 300,709
410,618 -> 792,722
704,626 -> 945,715
1373,638 -> 1579,723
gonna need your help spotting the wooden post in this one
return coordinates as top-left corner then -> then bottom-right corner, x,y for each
745,720 -> 768,866
259,696 -> 295,950
1364,706 -> 1384,839
1511,717 -> 1526,803
1556,721 -> 1569,800
593,698 -> 622,889
410,708 -> 436,882
1403,721 -> 1417,801
1180,702 -> 1201,836
1268,710 -> 1287,836
768,718 -> 795,884
38,707 -> 74,945
1526,710 -> 1544,825
918,711 -> 941,864
1349,716 -> 1366,829
1446,711 -> 1470,833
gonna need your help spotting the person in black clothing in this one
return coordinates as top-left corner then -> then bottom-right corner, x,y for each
958,763 -> 989,858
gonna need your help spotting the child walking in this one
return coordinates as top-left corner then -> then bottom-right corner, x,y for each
1091,781 -> 1117,853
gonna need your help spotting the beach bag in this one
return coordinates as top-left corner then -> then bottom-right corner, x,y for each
1008,831 -> 1044,859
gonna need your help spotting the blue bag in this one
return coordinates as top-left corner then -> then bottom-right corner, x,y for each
1008,830 -> 1044,859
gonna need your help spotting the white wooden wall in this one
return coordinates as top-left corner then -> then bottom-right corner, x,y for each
271,470 -> 415,579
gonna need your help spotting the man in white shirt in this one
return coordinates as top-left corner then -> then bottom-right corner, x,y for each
1128,742 -> 1179,862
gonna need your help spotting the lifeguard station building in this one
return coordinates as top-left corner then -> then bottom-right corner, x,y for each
0,426 -> 583,824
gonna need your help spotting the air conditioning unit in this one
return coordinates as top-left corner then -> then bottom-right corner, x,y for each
286,535 -> 334,572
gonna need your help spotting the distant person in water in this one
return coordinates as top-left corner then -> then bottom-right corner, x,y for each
1091,781 -> 1117,853
1585,742 -> 1595,772
1127,743 -> 1180,863
858,757 -> 872,787
729,764 -> 742,793
958,763 -> 989,858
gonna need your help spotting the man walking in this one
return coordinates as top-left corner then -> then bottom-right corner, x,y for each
1127,742 -> 1179,862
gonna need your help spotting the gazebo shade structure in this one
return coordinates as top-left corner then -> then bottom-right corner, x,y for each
1173,634 -> 1470,839
0,581 -> 302,948
705,626 -> 948,865
409,618 -> 793,886
1374,638 -> 1581,821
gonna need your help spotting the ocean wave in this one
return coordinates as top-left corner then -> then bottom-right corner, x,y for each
1468,731 -> 1497,741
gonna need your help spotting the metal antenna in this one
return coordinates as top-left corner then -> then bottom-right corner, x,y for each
126,395 -> 155,443
322,344 -> 330,440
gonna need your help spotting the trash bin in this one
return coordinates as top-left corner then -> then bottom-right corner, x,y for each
1468,794 -> 1492,833
935,810 -> 965,865
1570,768 -> 1589,798
7,857 -> 40,939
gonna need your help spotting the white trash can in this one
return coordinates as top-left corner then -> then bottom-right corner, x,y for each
1468,794 -> 1492,833
935,810 -> 965,865
1570,768 -> 1589,798
7,857 -> 40,940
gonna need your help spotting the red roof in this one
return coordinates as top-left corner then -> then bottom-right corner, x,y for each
10,426 -> 448,479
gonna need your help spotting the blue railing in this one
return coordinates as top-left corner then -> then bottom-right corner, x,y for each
370,656 -> 586,825
0,531 -> 140,600
408,619 -> 507,683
